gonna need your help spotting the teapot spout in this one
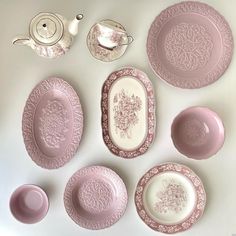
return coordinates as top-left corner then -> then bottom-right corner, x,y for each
12,35 -> 31,46
68,14 -> 83,36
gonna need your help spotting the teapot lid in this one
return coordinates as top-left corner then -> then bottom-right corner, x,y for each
29,12 -> 63,46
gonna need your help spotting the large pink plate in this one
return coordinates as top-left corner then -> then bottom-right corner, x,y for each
22,77 -> 83,169
135,162 -> 206,234
147,1 -> 234,89
101,67 -> 156,158
64,166 -> 128,230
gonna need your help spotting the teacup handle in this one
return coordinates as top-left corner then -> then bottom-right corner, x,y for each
119,35 -> 134,46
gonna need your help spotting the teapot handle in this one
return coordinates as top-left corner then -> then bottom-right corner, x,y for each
12,35 -> 31,46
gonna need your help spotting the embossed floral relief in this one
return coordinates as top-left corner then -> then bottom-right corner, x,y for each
164,23 -> 213,71
113,89 -> 142,139
154,179 -> 187,214
39,100 -> 69,148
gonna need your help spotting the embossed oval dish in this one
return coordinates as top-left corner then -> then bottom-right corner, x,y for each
10,184 -> 49,224
64,165 -> 128,230
135,162 -> 206,234
147,1 -> 234,89
101,67 -> 155,158
22,77 -> 83,169
171,106 -> 225,160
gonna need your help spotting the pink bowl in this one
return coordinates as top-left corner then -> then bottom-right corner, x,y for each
9,185 -> 49,224
171,107 -> 225,160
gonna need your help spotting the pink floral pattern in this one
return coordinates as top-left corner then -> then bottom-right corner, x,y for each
101,67 -> 156,158
154,179 -> 187,214
164,23 -> 213,71
113,89 -> 142,138
135,163 -> 206,234
39,100 -> 69,148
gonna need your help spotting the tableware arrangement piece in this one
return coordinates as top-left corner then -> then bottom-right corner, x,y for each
147,1 -> 234,89
22,77 -> 83,169
101,67 -> 155,158
13,12 -> 83,58
171,106 -> 225,160
135,162 -> 206,234
87,19 -> 133,62
9,185 -> 49,224
64,165 -> 128,230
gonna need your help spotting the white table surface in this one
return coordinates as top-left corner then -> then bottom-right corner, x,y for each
0,0 -> 236,235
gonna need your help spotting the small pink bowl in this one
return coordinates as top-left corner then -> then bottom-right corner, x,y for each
9,184 -> 49,224
171,107 -> 225,160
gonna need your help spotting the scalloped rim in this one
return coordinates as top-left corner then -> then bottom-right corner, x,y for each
134,162 -> 206,234
101,67 -> 156,158
22,77 -> 83,169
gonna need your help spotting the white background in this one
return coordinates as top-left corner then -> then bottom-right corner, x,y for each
0,0 -> 235,235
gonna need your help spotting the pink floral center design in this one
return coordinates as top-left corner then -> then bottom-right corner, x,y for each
39,100 -> 69,148
113,89 -> 142,138
164,23 -> 213,71
154,179 -> 187,214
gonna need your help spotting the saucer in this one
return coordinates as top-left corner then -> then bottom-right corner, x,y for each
135,163 -> 206,234
101,67 -> 156,158
87,19 -> 131,62
171,107 -> 225,160
22,77 -> 83,169
64,166 -> 128,230
147,1 -> 233,89
9,185 -> 49,224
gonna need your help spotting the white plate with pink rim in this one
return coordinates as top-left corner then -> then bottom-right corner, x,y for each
64,165 -> 128,230
101,67 -> 156,158
135,162 -> 206,234
22,77 -> 83,169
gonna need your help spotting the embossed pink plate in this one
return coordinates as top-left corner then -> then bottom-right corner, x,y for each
101,67 -> 156,158
135,163 -> 206,234
171,106 -> 225,160
64,165 -> 128,230
147,1 -> 233,89
22,77 -> 83,169
10,184 -> 49,224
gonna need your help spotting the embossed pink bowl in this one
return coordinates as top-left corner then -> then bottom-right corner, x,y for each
9,185 -> 49,224
64,165 -> 128,230
171,107 -> 225,160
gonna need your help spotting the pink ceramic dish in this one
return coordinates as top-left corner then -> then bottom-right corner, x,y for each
135,163 -> 206,234
64,165 -> 128,230
22,77 -> 83,169
171,107 -> 224,160
147,1 -> 234,89
101,67 -> 156,158
9,184 -> 49,224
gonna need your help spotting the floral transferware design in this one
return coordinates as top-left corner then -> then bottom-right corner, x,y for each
39,100 -> 69,148
113,89 -> 142,139
78,179 -> 113,214
101,67 -> 155,158
164,23 -> 213,71
135,163 -> 206,234
155,179 -> 187,214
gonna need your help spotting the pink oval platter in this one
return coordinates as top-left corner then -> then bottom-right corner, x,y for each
101,67 -> 156,158
9,184 -> 49,224
135,162 -> 206,234
147,1 -> 234,89
64,165 -> 128,230
22,77 -> 83,169
171,106 -> 225,160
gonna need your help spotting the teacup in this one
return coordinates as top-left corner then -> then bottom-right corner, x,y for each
96,20 -> 133,50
